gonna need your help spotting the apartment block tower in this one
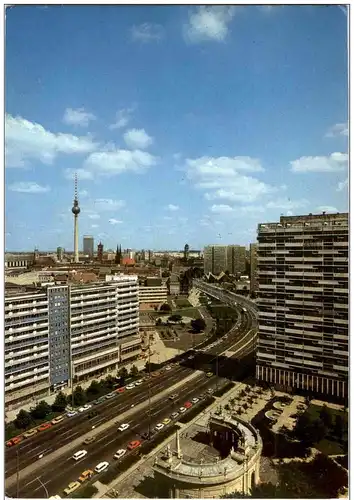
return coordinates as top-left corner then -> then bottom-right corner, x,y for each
5,275 -> 140,410
226,245 -> 247,275
250,243 -> 258,296
256,212 -> 348,399
204,245 -> 227,275
83,235 -> 94,258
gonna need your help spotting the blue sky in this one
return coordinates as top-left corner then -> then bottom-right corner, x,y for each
5,5 -> 348,252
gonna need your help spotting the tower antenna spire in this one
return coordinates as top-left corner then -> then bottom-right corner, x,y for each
74,172 -> 78,201
72,172 -> 80,263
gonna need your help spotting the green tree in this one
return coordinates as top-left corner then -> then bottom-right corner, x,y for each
319,404 -> 333,429
73,385 -> 86,406
105,375 -> 115,389
30,400 -> 52,420
15,409 -> 33,429
333,414 -> 345,441
118,366 -> 129,381
130,364 -> 139,378
156,317 -> 162,325
52,391 -> 68,413
191,318 -> 206,332
160,303 -> 171,312
87,380 -> 101,397
168,314 -> 182,322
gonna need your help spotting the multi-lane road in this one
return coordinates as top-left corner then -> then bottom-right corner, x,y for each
6,292 -> 258,498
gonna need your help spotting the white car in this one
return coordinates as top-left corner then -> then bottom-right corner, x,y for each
126,384 -> 135,390
114,449 -> 126,459
155,423 -> 164,431
66,411 -> 77,417
134,380 -> 143,386
118,423 -> 130,432
72,450 -> 87,461
78,407 -> 86,413
82,404 -> 92,411
192,398 -> 200,404
95,461 -> 109,473
179,407 -> 187,414
165,366 -> 172,371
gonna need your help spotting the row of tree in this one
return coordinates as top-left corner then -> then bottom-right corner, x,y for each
12,364 -> 141,432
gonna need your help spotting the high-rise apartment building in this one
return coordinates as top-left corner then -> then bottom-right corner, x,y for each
56,246 -> 64,262
256,212 -> 348,399
5,276 -> 140,410
249,243 -> 258,296
83,235 -> 94,258
226,245 -> 246,275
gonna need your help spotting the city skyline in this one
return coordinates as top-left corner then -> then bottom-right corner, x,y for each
6,5 -> 348,251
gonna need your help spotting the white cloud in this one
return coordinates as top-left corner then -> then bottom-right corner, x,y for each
290,152 -> 348,173
87,212 -> 100,220
123,128 -> 153,149
8,182 -> 50,193
79,189 -> 89,198
266,198 -> 309,210
6,114 -> 97,168
210,204 -> 234,213
91,224 -> 99,228
131,23 -> 164,42
63,107 -> 96,127
166,204 -> 179,211
64,168 -> 94,181
109,107 -> 135,130
184,155 -> 274,203
93,199 -> 126,212
325,123 -> 348,138
85,147 -> 157,176
336,178 -> 348,192
163,216 -> 173,221
317,206 -> 338,213
184,6 -> 236,43
109,218 -> 123,225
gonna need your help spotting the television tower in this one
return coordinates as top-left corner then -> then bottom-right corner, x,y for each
72,173 -> 80,263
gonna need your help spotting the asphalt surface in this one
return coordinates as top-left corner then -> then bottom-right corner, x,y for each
6,298 -> 257,498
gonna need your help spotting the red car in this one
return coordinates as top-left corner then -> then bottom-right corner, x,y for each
116,387 -> 125,393
38,422 -> 52,432
127,440 -> 141,451
184,401 -> 192,409
6,436 -> 23,447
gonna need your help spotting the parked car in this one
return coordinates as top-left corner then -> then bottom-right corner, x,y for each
84,436 -> 96,445
6,436 -> 23,447
66,411 -> 78,417
51,415 -> 65,425
116,387 -> 125,393
78,470 -> 93,483
113,449 -> 126,459
134,380 -> 143,386
63,482 -> 80,496
155,423 -> 164,431
162,418 -> 171,425
126,384 -> 135,390
127,440 -> 141,451
118,423 -> 130,432
184,401 -> 192,409
72,450 -> 87,461
206,372 -> 213,378
171,412 -> 179,419
141,432 -> 150,440
191,398 -> 200,404
169,393 -> 178,400
23,429 -> 38,438
38,422 -> 52,432
95,462 -> 109,473
105,393 -> 116,399
82,404 -> 92,411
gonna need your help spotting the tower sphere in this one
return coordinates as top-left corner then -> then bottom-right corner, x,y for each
72,205 -> 81,215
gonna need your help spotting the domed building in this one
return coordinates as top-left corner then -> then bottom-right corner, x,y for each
153,412 -> 262,498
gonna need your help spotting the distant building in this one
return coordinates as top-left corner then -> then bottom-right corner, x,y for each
226,245 -> 246,275
83,235 -> 94,257
97,242 -> 104,262
184,243 -> 190,262
168,273 -> 180,295
57,247 -> 64,262
204,245 -> 227,275
139,277 -> 168,305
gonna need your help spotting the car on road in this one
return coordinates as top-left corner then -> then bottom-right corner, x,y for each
126,384 -> 135,390
191,398 -> 200,404
93,400 -> 101,405
169,393 -> 178,400
63,481 -> 81,496
141,432 -> 150,440
162,418 -> 171,425
116,387 -> 125,393
155,423 -> 164,431
171,412 -> 179,419
51,415 -> 65,425
84,436 -> 96,445
134,379 -> 143,386
72,450 -> 88,461
97,396 -> 106,403
105,392 -> 116,399
165,366 -> 172,371
151,372 -> 160,377
184,401 -> 192,409
118,423 -> 130,432
66,411 -> 78,417
179,407 -> 187,414
188,355 -> 194,360
79,469 -> 93,483
207,371 -> 213,377
78,407 -> 86,413
127,440 -> 141,450
6,436 -> 23,447
95,461 -> 110,473
23,428 -> 38,438
38,422 -> 52,431
114,449 -> 126,459
207,388 -> 214,394
82,404 -> 92,411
